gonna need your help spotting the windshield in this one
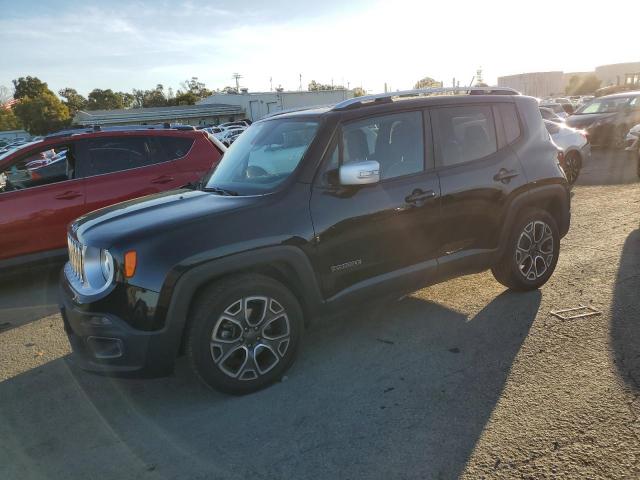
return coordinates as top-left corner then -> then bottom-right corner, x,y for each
205,118 -> 319,195
575,96 -> 635,114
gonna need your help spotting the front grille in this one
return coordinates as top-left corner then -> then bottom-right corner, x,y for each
67,234 -> 85,284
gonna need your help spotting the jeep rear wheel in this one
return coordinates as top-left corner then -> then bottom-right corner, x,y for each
186,274 -> 303,395
492,209 -> 560,291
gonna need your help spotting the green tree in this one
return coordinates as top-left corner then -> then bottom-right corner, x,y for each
13,91 -> 70,135
172,91 -> 199,105
86,89 -> 133,110
308,80 -> 345,91
180,77 -> 212,99
414,76 -> 440,89
12,76 -> 50,100
565,74 -> 601,95
0,108 -> 22,131
352,87 -> 366,97
58,88 -> 88,114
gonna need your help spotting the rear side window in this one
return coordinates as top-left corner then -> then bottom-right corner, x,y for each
432,105 -> 497,167
155,136 -> 194,160
499,103 -> 522,144
80,136 -> 168,177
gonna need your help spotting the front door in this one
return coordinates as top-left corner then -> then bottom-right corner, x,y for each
310,110 -> 441,300
0,142 -> 85,262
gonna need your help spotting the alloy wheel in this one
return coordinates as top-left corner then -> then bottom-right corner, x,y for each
210,296 -> 291,381
515,220 -> 555,281
564,152 -> 579,184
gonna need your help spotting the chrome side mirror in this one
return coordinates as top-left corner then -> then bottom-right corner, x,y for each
339,160 -> 380,186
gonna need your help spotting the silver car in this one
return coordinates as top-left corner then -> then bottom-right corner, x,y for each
545,120 -> 591,184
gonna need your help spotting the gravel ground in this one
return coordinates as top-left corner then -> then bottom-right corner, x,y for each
0,148 -> 638,480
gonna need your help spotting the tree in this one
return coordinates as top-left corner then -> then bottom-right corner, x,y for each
12,76 -> 50,100
414,76 -> 440,89
58,88 -> 87,114
180,77 -> 212,99
0,108 -> 22,131
0,85 -> 12,104
352,87 -> 366,97
308,80 -> 345,91
86,88 -> 134,110
565,74 -> 601,95
173,91 -> 199,106
13,91 -> 70,135
475,82 -> 489,87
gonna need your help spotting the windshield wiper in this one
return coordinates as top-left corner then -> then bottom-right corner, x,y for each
182,179 -> 203,190
202,185 -> 239,196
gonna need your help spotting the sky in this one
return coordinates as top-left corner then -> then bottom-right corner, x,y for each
1,0 -> 639,97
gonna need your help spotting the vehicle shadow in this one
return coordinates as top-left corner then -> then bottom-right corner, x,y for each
0,264 -> 62,332
0,288 -> 541,480
576,148 -> 638,186
610,229 -> 640,391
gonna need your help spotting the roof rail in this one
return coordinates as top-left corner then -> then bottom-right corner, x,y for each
45,123 -> 196,139
263,105 -> 332,119
332,86 -> 520,111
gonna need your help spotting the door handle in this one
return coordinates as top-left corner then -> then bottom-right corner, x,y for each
493,168 -> 519,183
405,189 -> 437,206
151,175 -> 175,184
55,191 -> 82,200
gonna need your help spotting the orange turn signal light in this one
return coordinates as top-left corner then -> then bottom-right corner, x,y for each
124,251 -> 137,278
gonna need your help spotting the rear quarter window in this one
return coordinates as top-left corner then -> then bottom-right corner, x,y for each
155,136 -> 195,160
498,103 -> 522,144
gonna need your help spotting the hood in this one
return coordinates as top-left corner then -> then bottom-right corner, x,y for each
73,188 -> 257,247
566,112 -> 616,129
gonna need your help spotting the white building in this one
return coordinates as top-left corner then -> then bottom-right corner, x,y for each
595,62 -> 640,87
497,71 -> 564,98
197,90 -> 354,121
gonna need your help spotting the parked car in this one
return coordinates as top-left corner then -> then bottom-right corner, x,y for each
565,91 -> 640,148
540,103 -> 569,119
218,127 -> 246,146
0,125 -> 225,272
540,106 -> 566,124
545,120 -> 590,184
625,123 -> 640,177
59,91 -> 570,395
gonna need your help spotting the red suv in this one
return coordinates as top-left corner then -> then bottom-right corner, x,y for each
0,125 -> 224,271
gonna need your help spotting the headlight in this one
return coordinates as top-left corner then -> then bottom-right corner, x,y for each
100,249 -> 114,282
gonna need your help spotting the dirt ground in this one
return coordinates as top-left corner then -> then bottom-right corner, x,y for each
0,148 -> 638,479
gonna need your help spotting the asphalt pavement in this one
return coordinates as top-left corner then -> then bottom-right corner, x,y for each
0,148 -> 638,479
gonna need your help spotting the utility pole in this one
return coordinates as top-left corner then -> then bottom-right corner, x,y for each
232,73 -> 242,92
270,77 -> 273,92
299,73 -> 302,91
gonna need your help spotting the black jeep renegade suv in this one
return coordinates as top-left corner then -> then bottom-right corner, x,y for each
59,91 -> 570,394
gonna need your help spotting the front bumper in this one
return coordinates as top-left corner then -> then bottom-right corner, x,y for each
58,271 -> 176,376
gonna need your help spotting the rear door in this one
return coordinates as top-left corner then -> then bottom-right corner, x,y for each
431,102 -> 527,275
77,134 -> 195,212
0,142 -> 85,262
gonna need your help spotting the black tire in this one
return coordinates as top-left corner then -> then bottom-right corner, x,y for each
563,151 -> 581,185
491,208 -> 560,291
185,274 -> 303,395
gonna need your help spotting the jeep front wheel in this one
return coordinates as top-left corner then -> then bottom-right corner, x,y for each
492,209 -> 560,291
186,274 -> 303,395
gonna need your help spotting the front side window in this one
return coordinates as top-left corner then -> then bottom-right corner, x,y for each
205,119 -> 319,195
432,105 -> 497,167
341,111 -> 425,180
0,145 -> 72,193
81,136 -> 167,177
